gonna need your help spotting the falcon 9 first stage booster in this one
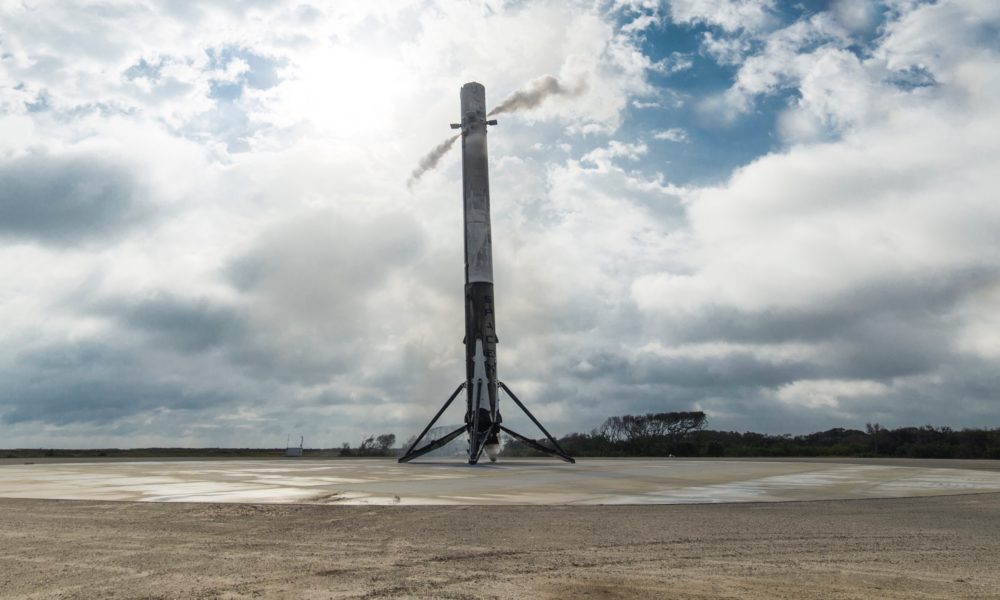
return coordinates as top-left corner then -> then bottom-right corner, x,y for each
399,82 -> 574,465
452,82 -> 501,462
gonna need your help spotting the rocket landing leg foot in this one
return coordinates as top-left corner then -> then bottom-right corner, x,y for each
497,382 -> 576,464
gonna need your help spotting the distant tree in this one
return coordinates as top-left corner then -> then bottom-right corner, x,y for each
597,411 -> 707,454
376,434 -> 396,451
354,434 -> 397,456
866,422 -> 882,454
599,416 -> 625,444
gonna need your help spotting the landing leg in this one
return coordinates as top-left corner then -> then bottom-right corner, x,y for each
398,383 -> 466,463
497,382 -> 576,463
468,380 -> 482,465
498,425 -> 574,463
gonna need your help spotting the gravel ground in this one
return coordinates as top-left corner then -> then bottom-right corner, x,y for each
2,492 -> 999,599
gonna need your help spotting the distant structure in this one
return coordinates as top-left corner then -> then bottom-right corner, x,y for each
285,435 -> 303,458
399,82 -> 574,465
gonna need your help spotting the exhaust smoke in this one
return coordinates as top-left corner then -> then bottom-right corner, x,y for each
487,75 -> 586,116
407,75 -> 586,187
407,134 -> 460,189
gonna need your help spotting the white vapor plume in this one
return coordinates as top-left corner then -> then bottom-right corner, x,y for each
488,75 -> 587,116
407,134 -> 460,188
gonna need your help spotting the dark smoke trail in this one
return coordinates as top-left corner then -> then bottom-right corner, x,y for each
407,134 -> 460,189
487,75 -> 586,116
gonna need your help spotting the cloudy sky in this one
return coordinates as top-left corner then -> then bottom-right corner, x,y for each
1,0 -> 998,448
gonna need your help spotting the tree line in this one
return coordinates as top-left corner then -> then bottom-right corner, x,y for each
503,412 -> 1000,459
7,419 -> 998,460
339,433 -> 396,457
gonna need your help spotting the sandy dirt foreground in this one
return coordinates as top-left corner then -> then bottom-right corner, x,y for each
2,493 -> 1000,599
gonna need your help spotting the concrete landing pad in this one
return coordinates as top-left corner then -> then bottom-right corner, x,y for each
2,458 -> 1000,505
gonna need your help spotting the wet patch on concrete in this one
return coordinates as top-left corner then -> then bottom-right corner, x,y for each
2,458 -> 1000,505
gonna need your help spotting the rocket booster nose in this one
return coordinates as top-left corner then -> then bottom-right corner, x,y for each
461,81 -> 485,95
461,82 -> 487,118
